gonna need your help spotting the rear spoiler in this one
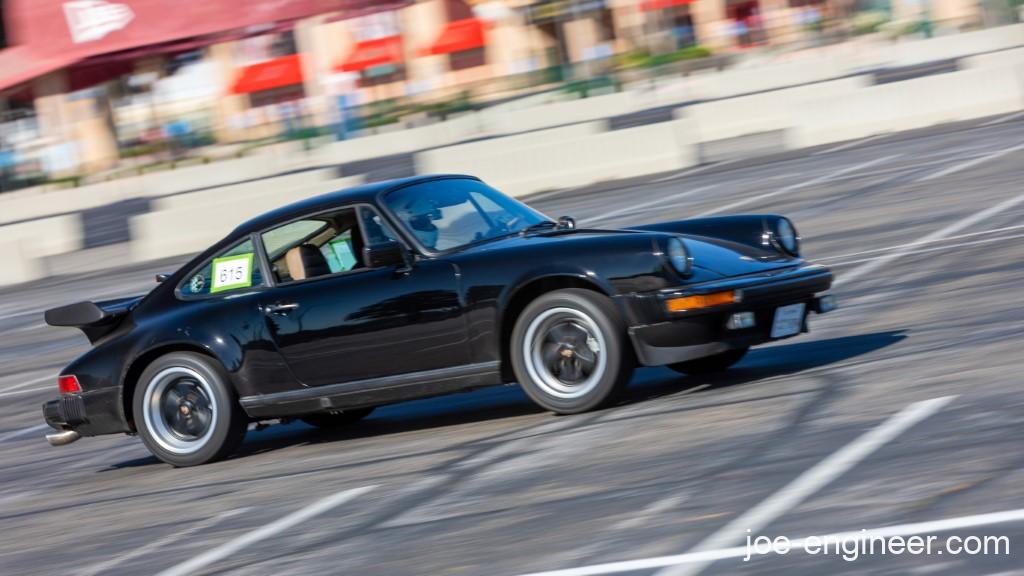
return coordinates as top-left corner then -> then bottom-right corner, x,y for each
44,295 -> 142,343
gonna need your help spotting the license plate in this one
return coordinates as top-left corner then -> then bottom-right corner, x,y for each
770,303 -> 806,338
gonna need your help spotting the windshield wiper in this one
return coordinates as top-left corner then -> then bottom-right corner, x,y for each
518,221 -> 559,236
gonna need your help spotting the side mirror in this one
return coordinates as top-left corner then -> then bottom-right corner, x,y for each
558,216 -> 576,229
155,273 -> 171,283
364,241 -> 409,269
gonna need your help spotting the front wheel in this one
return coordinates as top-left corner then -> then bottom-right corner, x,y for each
133,352 -> 248,467
668,347 -> 749,375
511,289 -> 634,414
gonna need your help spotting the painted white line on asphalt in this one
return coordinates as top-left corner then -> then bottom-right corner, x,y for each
837,189 -> 1024,286
0,423 -> 49,443
616,495 -> 687,530
828,233 -> 1024,267
651,162 -> 730,183
654,395 -> 957,576
515,506 -> 1024,576
0,386 -> 52,399
156,485 -> 375,576
812,135 -> 886,155
916,143 -> 1024,182
0,373 -> 56,394
527,187 -> 580,202
816,223 -> 1024,262
980,111 -> 1024,127
695,155 -> 900,217
77,508 -> 250,576
582,185 -> 717,224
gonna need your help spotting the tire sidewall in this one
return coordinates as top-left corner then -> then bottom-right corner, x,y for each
511,289 -> 631,414
133,352 -> 244,467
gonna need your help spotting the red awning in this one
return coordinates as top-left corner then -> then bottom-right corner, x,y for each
0,46 -> 81,94
231,54 -> 304,94
1,0 -> 413,93
640,0 -> 694,10
423,18 -> 486,56
336,36 -> 403,72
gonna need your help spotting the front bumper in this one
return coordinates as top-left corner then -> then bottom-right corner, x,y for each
624,265 -> 835,366
42,387 -> 125,444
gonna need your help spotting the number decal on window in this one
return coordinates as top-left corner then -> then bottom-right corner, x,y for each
210,253 -> 255,293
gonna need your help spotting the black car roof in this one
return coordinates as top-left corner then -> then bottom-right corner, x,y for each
231,173 -> 481,236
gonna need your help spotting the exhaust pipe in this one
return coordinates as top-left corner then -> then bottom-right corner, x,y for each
46,430 -> 81,446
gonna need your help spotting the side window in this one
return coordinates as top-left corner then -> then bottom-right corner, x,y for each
260,207 -> 367,284
180,239 -> 263,297
359,206 -> 399,246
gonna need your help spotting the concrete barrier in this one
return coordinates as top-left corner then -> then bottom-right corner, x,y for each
0,214 -> 83,258
0,179 -> 137,225
787,65 -> 1024,148
416,122 -> 608,173
0,150 -> 328,224
313,114 -> 484,165
140,154 -> 301,197
154,167 -> 336,211
688,57 -> 846,101
960,46 -> 1024,70
480,92 -> 637,134
891,24 -> 1024,67
0,240 -> 44,287
679,77 -> 869,143
129,175 -> 364,262
417,120 -> 698,197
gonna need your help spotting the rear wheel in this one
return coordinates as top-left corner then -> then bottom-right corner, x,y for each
133,352 -> 248,467
668,347 -> 749,375
511,289 -> 634,414
301,408 -> 375,429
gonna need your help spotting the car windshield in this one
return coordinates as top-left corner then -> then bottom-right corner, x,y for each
382,179 -> 550,251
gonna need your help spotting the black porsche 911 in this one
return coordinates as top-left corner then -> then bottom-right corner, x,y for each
41,174 -> 835,466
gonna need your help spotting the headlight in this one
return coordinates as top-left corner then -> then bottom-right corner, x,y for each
666,237 -> 692,276
774,218 -> 800,256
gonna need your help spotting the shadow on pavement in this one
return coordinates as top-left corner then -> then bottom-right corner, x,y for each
109,330 -> 906,469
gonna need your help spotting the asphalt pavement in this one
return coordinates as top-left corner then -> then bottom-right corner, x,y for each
1,111 -> 1023,575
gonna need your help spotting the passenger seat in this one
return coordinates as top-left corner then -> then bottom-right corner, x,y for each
285,244 -> 331,281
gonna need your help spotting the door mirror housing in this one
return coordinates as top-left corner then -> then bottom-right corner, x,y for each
557,216 -> 576,229
364,241 -> 409,269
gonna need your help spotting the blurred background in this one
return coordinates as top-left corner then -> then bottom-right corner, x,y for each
3,4 -> 1024,575
0,0 -> 1022,281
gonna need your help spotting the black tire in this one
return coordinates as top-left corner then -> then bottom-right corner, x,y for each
133,352 -> 248,467
511,288 -> 634,414
301,407 -> 375,429
668,347 -> 749,375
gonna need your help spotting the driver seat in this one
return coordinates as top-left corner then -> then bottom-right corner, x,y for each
285,244 -> 330,281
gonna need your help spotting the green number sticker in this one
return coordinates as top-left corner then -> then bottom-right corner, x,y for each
210,253 -> 254,293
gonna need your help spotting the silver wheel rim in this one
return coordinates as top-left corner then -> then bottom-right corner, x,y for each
142,367 -> 218,455
522,307 -> 607,399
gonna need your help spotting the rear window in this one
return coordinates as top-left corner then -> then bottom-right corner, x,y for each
179,239 -> 264,297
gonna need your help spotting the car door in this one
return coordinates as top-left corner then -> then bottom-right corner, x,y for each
257,205 -> 469,387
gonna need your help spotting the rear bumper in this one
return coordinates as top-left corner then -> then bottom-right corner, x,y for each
625,266 -> 835,366
42,387 -> 125,441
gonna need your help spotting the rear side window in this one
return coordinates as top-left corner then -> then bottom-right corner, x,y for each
179,239 -> 264,297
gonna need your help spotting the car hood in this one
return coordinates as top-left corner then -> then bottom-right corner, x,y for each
455,228 -> 800,278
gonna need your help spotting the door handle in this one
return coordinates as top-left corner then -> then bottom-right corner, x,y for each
264,302 -> 299,315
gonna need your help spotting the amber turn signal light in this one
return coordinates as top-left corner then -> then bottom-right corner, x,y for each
665,290 -> 736,312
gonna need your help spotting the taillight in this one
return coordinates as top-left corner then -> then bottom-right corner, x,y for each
58,375 -> 82,394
